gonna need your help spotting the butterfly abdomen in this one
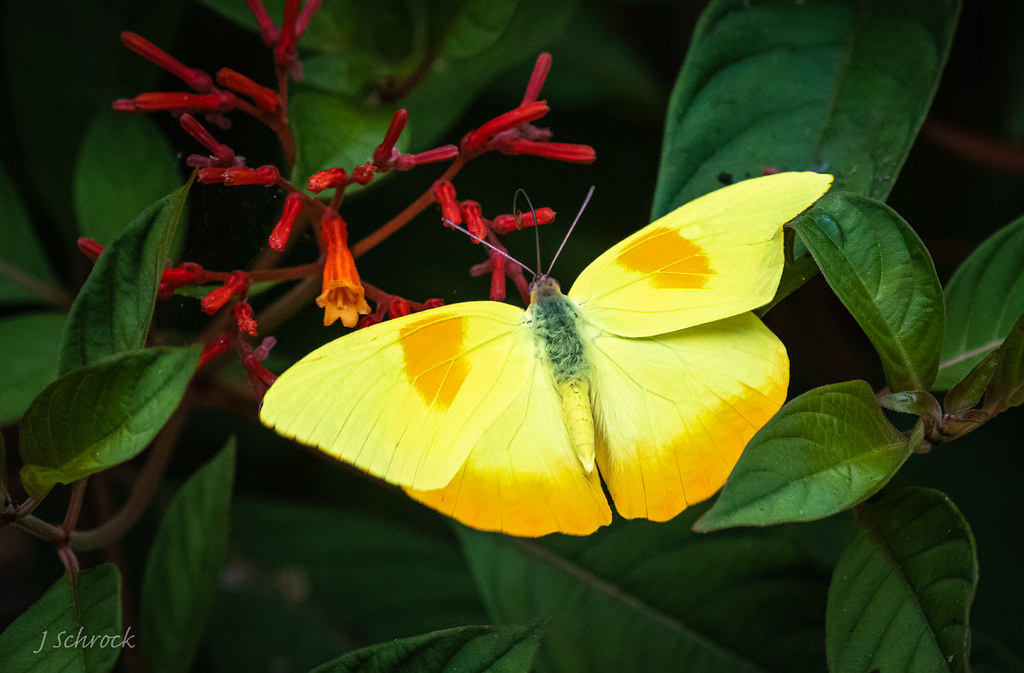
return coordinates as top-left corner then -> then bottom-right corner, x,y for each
528,276 -> 596,472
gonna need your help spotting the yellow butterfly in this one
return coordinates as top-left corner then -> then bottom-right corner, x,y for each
260,171 -> 833,536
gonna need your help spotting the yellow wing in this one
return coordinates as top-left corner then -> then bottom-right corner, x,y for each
568,171 -> 833,337
586,312 -> 789,521
260,301 -> 609,535
405,352 -> 611,537
261,302 -> 535,491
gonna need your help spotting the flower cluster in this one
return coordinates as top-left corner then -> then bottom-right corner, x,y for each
103,0 -> 595,399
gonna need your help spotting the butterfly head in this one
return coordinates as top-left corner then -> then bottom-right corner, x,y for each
528,274 -> 562,303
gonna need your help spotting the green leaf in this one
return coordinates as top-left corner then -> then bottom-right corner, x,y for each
309,622 -> 543,673
0,163 -> 62,306
289,95 -> 398,186
0,564 -> 124,673
141,441 -> 235,673
696,381 -> 913,532
936,215 -> 1024,389
461,512 -> 829,673
652,0 -> 961,217
877,391 -> 941,421
73,111 -> 180,246
826,487 -> 977,673
59,180 -> 191,375
790,192 -> 944,391
18,345 -> 200,500
943,349 -> 999,416
0,313 -> 65,424
985,311 -> 1024,413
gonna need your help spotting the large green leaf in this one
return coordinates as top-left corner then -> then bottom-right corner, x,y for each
0,313 -> 65,424
461,512 -> 829,673
141,441 -> 235,673
18,345 -> 200,500
205,497 -> 487,670
789,192 -> 944,391
696,381 -> 914,532
59,181 -> 191,375
309,622 -> 543,673
0,564 -> 123,673
985,311 -> 1024,414
73,111 -> 180,246
653,0 -> 961,217
936,215 -> 1024,390
826,487 -> 977,673
0,163 -> 61,306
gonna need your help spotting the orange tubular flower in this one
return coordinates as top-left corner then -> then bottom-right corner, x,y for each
316,212 -> 371,327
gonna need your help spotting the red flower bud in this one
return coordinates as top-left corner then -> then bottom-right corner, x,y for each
492,138 -> 596,164
201,271 -> 250,314
394,145 -> 460,171
459,200 -> 487,241
373,108 -> 408,168
492,207 -> 556,234
388,297 -> 411,319
77,237 -> 104,260
352,163 -> 375,185
216,68 -> 281,112
120,32 -> 213,93
433,180 -> 461,226
233,301 -> 258,336
308,167 -> 347,193
270,192 -> 304,251
421,298 -> 445,310
245,0 -> 280,46
521,53 -> 552,106
489,250 -> 506,302
462,101 -> 549,152
180,114 -> 236,165
131,91 -> 236,112
199,332 -> 235,367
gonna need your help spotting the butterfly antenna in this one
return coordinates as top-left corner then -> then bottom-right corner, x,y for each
546,186 -> 595,277
513,188 -> 543,276
440,217 -> 535,277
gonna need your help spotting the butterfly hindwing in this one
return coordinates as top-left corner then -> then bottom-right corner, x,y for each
586,312 -> 789,521
405,351 -> 611,537
568,171 -> 833,338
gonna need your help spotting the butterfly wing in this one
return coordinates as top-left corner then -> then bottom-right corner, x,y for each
586,312 -> 788,521
405,353 -> 611,537
568,171 -> 833,338
261,301 -> 610,535
261,302 -> 537,491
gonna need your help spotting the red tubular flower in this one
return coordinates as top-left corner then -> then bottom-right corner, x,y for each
241,337 -> 278,401
200,166 -> 280,186
233,301 -> 258,336
77,238 -> 104,260
270,193 -> 304,251
180,114 -> 236,165
316,212 -> 371,327
489,250 -> 506,302
459,200 -> 487,241
421,298 -> 445,310
492,207 -> 556,234
308,167 -> 347,193
373,109 -> 408,168
245,0 -> 280,45
492,138 -> 596,164
129,91 -> 236,112
199,332 -> 235,367
521,52 -> 551,105
216,68 -> 281,112
295,0 -> 322,37
394,145 -> 460,171
433,180 -> 461,226
120,32 -> 213,92
462,100 -> 549,153
388,297 -> 411,319
352,163 -> 375,185
158,262 -> 207,299
202,271 -> 250,314
274,0 -> 300,68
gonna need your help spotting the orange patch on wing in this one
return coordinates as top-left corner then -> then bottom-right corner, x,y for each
616,226 -> 715,289
399,315 -> 469,410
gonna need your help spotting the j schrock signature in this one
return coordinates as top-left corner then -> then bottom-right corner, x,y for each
32,627 -> 136,654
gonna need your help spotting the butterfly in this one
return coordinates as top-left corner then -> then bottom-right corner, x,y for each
259,171 -> 833,536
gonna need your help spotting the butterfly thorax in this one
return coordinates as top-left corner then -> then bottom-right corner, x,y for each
527,276 -> 596,473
